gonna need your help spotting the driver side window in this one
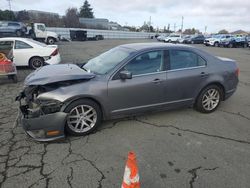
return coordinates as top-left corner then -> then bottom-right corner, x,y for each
124,50 -> 164,76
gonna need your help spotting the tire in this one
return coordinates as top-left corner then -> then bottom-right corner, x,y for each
214,42 -> 219,47
168,40 -> 172,43
29,57 -> 44,69
243,43 -> 247,48
195,85 -> 223,113
191,41 -> 194,44
16,30 -> 22,37
64,99 -> 102,136
47,37 -> 55,45
229,43 -> 233,48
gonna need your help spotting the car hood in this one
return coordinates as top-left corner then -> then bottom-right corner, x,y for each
25,64 -> 95,86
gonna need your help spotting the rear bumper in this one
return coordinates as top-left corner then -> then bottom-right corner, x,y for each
224,88 -> 237,100
45,53 -> 61,65
21,111 -> 67,142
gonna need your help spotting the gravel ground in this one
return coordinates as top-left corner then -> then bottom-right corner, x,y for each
0,39 -> 250,188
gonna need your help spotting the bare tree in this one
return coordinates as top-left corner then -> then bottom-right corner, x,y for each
63,8 -> 80,28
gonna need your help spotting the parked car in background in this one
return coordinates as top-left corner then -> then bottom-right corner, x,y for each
204,35 -> 222,46
0,37 -> 61,69
16,43 -> 239,141
0,21 -> 27,37
186,35 -> 205,44
220,36 -> 248,48
177,35 -> 191,43
157,35 -> 168,42
164,34 -> 182,43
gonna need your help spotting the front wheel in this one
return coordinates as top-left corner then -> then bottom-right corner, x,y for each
214,42 -> 219,47
65,99 -> 102,136
195,85 -> 223,113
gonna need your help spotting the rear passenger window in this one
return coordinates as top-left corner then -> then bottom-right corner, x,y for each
169,50 -> 206,70
15,40 -> 32,49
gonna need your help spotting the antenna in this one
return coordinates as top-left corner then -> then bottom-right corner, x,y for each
7,0 -> 12,11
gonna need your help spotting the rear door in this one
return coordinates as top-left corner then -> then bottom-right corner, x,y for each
107,50 -> 168,116
165,49 -> 208,104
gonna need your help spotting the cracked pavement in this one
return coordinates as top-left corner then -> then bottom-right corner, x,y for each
1,39 -> 250,188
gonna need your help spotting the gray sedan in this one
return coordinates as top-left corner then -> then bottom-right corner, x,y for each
16,43 -> 239,141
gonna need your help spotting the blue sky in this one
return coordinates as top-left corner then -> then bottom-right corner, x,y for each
1,0 -> 249,33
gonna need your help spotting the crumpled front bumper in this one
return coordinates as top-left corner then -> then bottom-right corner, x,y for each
21,111 -> 67,142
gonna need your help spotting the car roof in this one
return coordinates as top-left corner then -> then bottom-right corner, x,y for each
0,37 -> 29,42
119,42 -> 193,51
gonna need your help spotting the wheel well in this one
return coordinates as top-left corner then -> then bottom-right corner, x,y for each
197,82 -> 226,101
64,97 -> 105,120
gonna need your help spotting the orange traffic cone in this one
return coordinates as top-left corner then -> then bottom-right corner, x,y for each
122,151 -> 140,188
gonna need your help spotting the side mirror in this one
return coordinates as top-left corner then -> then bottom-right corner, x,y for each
119,70 -> 132,80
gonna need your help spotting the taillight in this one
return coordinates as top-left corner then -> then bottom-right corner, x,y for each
50,48 -> 58,56
235,68 -> 239,77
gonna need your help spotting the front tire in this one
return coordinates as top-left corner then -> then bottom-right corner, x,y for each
64,99 -> 102,136
214,42 -> 219,47
195,85 -> 223,113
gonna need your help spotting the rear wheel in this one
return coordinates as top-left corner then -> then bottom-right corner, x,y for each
65,99 -> 102,136
47,37 -> 55,45
16,30 -> 22,37
29,57 -> 44,69
195,85 -> 223,113
229,43 -> 233,48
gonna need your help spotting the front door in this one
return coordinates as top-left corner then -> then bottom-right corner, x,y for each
107,50 -> 168,116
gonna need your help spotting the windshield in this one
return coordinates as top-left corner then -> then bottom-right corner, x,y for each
83,47 -> 132,74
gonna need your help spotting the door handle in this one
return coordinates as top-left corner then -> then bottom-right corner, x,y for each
200,72 -> 208,77
152,78 -> 163,83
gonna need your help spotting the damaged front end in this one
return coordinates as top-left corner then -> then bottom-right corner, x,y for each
16,85 -> 67,141
16,64 -> 96,141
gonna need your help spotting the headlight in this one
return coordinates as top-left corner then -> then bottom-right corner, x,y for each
37,99 -> 62,114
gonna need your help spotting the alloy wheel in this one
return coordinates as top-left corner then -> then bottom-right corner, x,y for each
67,105 -> 97,133
202,89 -> 220,111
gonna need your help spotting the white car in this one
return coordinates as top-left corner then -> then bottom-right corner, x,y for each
164,34 -> 182,43
0,37 -> 61,69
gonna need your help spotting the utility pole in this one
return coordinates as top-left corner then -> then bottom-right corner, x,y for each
149,16 -> 151,32
6,0 -> 12,11
181,16 -> 184,34
205,26 -> 207,34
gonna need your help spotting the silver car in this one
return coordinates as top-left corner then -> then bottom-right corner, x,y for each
16,43 -> 239,141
